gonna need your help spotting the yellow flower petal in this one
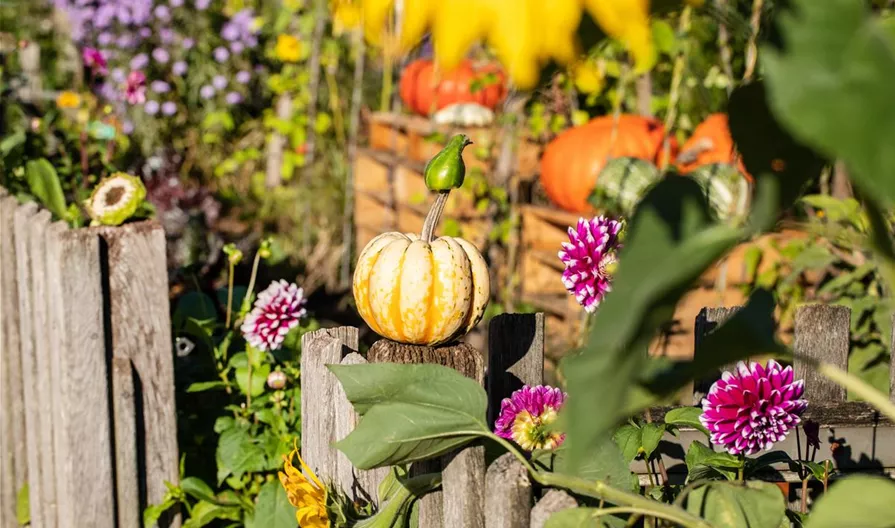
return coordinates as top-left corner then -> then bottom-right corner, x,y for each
56,91 -> 81,109
584,0 -> 656,73
279,448 -> 328,528
275,34 -> 302,62
362,0 -> 394,47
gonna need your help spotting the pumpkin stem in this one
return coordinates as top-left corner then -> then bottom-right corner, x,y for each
421,191 -> 450,243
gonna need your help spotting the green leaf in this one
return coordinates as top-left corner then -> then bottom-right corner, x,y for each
215,426 -> 267,484
180,477 -> 217,503
182,500 -> 242,528
746,450 -> 795,477
685,441 -> 743,481
684,481 -> 786,528
25,159 -> 68,220
799,460 -> 828,482
329,363 -> 489,469
235,364 -> 270,397
663,407 -> 710,437
187,381 -> 227,393
640,423 -> 665,459
804,475 -> 895,528
545,508 -> 628,528
536,436 -> 637,492
762,0 -> 895,209
612,424 -> 642,463
251,481 -> 296,528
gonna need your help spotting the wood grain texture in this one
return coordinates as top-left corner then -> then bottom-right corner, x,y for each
487,313 -> 545,424
485,453 -> 531,528
14,202 -> 45,528
0,194 -> 27,528
529,489 -> 577,528
56,229 -> 115,526
411,458 -> 444,528
692,306 -> 743,404
794,304 -> 849,402
334,352 -> 388,505
112,356 -> 141,528
95,221 -> 180,527
301,327 -> 358,481
442,446 -> 486,528
367,340 -> 484,384
28,210 -> 58,527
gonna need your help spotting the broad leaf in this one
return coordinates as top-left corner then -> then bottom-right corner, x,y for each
250,481 -> 296,528
762,0 -> 895,209
25,159 -> 68,220
685,481 -> 786,528
536,436 -> 637,492
180,477 -> 217,504
612,425 -> 642,464
545,508 -> 627,528
640,423 -> 665,459
186,381 -> 227,393
329,363 -> 489,469
216,427 -> 267,484
663,407 -> 710,437
746,450 -> 795,478
685,441 -> 742,482
235,364 -> 270,398
804,475 -> 895,528
182,500 -> 241,528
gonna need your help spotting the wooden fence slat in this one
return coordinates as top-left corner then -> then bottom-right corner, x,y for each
793,304 -> 850,402
691,306 -> 743,404
112,357 -> 141,528
487,313 -> 545,424
485,453 -> 531,528
96,222 -> 180,527
0,194 -> 27,528
442,439 -> 485,528
334,352 -> 389,504
529,489 -> 577,528
301,327 -> 358,480
56,229 -> 116,526
412,459 -> 444,528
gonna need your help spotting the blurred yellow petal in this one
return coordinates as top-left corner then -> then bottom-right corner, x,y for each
56,91 -> 81,109
432,0 -> 493,71
572,60 -> 604,94
584,0 -> 656,73
333,1 -> 362,35
536,0 -> 583,64
362,0 -> 394,47
487,0 -> 541,89
400,0 -> 436,51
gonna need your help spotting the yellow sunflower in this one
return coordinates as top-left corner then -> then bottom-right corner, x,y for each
279,448 -> 329,528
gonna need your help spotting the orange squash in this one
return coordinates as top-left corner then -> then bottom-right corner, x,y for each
399,58 -> 508,116
539,115 -> 676,213
677,113 -> 752,182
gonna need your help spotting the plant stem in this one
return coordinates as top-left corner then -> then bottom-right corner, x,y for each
243,251 -> 263,315
246,359 -> 253,409
737,456 -> 745,481
421,191 -> 450,243
225,260 -> 235,329
800,477 -> 809,514
660,6 -> 692,170
380,48 -> 394,112
743,0 -> 764,82
823,460 -> 830,493
644,409 -> 670,485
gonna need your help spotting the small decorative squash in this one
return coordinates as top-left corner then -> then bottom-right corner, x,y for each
539,115 -> 676,213
399,59 -> 507,116
433,103 -> 495,127
677,113 -> 752,182
353,135 -> 491,346
690,163 -> 750,223
590,157 -> 662,216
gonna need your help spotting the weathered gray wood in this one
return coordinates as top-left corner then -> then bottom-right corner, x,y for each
28,210 -> 58,527
112,357 -> 141,528
0,193 -> 26,528
367,339 -> 485,384
15,202 -> 46,528
487,313 -> 545,424
301,327 -> 359,481
412,458 -> 444,528
95,221 -> 180,527
442,446 -> 486,528
334,352 -> 389,505
55,229 -> 115,526
794,304 -> 849,402
692,306 -> 743,404
485,453 -> 531,528
530,490 -> 577,528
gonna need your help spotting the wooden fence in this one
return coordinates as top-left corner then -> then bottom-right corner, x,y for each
0,188 -> 179,528
301,306 -> 895,526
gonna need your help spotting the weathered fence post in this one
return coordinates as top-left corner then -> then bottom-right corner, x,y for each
530,490 -> 577,528
793,304 -> 850,402
692,306 -> 743,403
487,313 -> 545,424
112,356 -> 141,528
485,452 -> 531,528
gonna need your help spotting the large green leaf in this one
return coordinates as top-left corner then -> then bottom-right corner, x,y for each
804,475 -> 895,528
249,481 -> 296,528
685,441 -> 742,482
215,426 -> 267,484
545,508 -> 627,528
25,159 -> 68,220
535,436 -> 637,492
685,481 -> 786,528
562,177 -> 743,468
612,425 -> 642,464
663,407 -> 709,437
182,501 -> 242,528
329,363 -> 490,469
762,0 -> 895,208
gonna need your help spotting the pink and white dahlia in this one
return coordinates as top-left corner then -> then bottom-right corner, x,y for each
700,360 -> 807,456
558,216 -> 623,313
494,385 -> 567,451
241,280 -> 308,351
123,71 -> 146,105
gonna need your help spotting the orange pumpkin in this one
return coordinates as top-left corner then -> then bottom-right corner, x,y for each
539,115 -> 677,213
399,59 -> 508,116
677,113 -> 752,182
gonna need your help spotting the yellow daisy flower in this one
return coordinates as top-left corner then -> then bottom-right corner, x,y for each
279,448 -> 329,528
56,91 -> 81,109
275,34 -> 302,63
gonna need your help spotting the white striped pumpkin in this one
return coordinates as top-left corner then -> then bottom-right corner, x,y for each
353,232 -> 490,346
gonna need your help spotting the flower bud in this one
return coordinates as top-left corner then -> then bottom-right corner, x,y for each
223,243 -> 243,265
258,237 -> 273,259
267,370 -> 287,390
423,134 -> 473,191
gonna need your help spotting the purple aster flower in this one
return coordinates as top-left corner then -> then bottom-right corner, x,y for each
494,385 -> 567,451
700,360 -> 808,456
116,34 -> 135,49
213,46 -> 229,63
181,37 -> 195,49
82,47 -> 107,75
123,120 -> 134,134
196,0 -> 211,9
170,0 -> 184,6
139,27 -> 153,39
130,53 -> 149,70
150,80 -> 170,93
124,70 -> 147,104
144,100 -> 160,115
152,48 -> 170,64
558,216 -> 623,313
161,101 -> 177,115
222,22 -> 240,41
172,60 -> 188,76
111,67 -> 126,83
235,70 -> 251,84
97,32 -> 114,46
159,28 -> 174,44
200,85 -> 215,99
240,280 -> 308,351
225,91 -> 242,104
153,5 -> 170,21
229,41 -> 244,54
212,75 -> 227,90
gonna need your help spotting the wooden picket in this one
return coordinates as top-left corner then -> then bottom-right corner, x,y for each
0,188 -> 179,528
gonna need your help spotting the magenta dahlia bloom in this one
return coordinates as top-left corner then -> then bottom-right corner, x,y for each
124,71 -> 147,104
700,360 -> 808,456
494,385 -> 567,451
558,216 -> 623,313
82,47 -> 107,75
240,280 -> 308,351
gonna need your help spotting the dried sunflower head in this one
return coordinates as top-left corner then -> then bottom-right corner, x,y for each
87,172 -> 147,226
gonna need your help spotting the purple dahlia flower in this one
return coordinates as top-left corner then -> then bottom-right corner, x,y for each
558,216 -> 623,313
240,280 -> 308,351
494,385 -> 567,451
124,71 -> 147,104
700,360 -> 808,456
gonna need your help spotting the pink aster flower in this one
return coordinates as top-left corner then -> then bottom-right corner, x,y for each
700,360 -> 807,456
240,280 -> 308,351
82,47 -> 107,75
494,385 -> 567,451
558,216 -> 623,313
124,71 -> 147,104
